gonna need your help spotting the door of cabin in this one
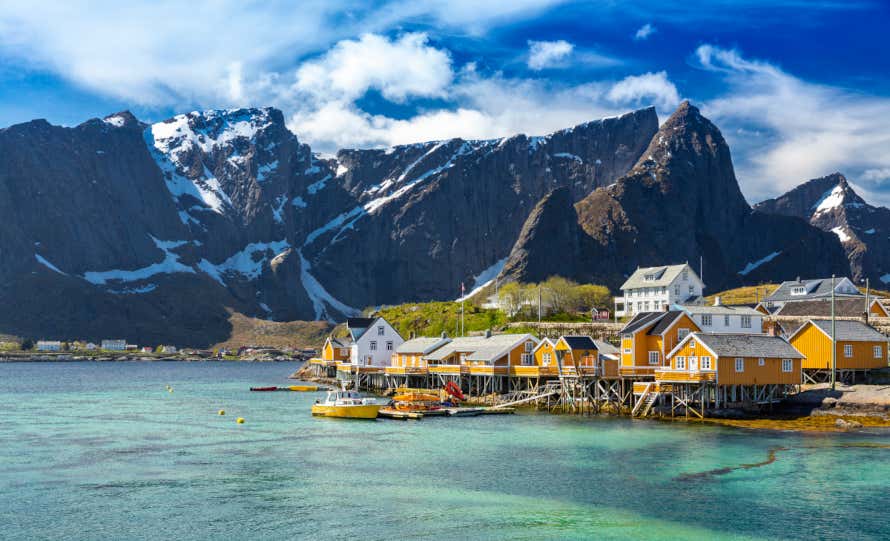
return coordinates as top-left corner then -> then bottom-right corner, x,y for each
688,356 -> 698,372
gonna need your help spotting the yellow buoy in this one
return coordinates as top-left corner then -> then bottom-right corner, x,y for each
236,417 -> 245,424
218,410 -> 226,416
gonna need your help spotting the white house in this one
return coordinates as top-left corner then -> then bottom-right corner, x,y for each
346,317 -> 404,368
615,264 -> 705,318
675,299 -> 764,334
36,340 -> 61,352
101,339 -> 126,351
761,277 -> 862,311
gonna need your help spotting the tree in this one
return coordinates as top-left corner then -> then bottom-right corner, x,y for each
573,284 -> 611,312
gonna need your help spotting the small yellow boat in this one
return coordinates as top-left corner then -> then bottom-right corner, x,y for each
288,385 -> 319,392
311,390 -> 382,419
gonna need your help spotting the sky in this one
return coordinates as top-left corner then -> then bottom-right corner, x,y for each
1,0 -> 890,205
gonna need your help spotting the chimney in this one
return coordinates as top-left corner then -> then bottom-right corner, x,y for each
410,331 -> 416,339
767,322 -> 778,337
441,331 -> 448,339
485,329 -> 492,339
713,296 -> 722,306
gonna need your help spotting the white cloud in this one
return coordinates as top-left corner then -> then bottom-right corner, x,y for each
862,168 -> 890,184
634,23 -> 656,40
294,33 -> 452,103
527,40 -> 574,70
694,44 -> 890,206
606,71 -> 680,110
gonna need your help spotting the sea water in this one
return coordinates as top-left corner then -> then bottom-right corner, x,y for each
1,362 -> 888,540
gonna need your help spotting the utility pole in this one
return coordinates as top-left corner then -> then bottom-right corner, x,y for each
831,274 -> 837,391
865,278 -> 870,324
538,285 -> 542,323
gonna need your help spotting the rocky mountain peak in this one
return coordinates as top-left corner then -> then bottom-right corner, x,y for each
101,111 -> 141,129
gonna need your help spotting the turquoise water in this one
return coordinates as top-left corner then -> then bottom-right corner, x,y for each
1,362 -> 889,540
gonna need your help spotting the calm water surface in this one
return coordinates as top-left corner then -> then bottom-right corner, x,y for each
1,362 -> 888,540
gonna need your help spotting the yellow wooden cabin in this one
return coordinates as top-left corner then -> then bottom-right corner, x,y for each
322,337 -> 351,362
386,334 -> 451,375
619,311 -> 700,377
870,300 -> 890,318
788,319 -> 888,373
662,333 -> 803,387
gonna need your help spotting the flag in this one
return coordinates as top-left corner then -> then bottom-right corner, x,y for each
461,282 -> 465,296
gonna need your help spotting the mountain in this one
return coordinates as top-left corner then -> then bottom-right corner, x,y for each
501,102 -> 851,291
755,173 -> 890,285
0,106 -> 658,345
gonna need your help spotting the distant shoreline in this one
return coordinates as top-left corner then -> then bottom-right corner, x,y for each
0,354 -> 306,363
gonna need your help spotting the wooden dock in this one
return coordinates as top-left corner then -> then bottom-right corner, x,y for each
378,406 -> 514,420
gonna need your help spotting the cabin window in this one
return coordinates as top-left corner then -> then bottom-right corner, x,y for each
782,359 -> 793,372
758,358 -> 765,366
623,347 -> 631,354
543,353 -> 552,365
701,356 -> 712,370
682,270 -> 688,281
370,341 -> 377,351
741,315 -> 752,329
340,348 -> 348,356
386,341 -> 393,351
678,328 -> 690,340
844,344 -> 853,358
735,358 -> 745,372
676,356 -> 686,370
874,345 -> 883,359
525,341 -> 534,352
688,285 -> 694,295
724,315 -> 730,327
648,351 -> 660,365
791,286 -> 805,295
377,326 -> 384,336
702,315 -> 712,326
521,353 -> 532,365
674,285 -> 680,296
689,339 -> 696,349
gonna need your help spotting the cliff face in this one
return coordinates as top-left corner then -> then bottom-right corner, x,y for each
755,173 -> 890,285
503,102 -> 850,290
0,106 -> 658,344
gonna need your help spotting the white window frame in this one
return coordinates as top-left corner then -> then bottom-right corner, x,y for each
735,358 -> 745,372
741,315 -> 752,329
676,356 -> 686,370
758,358 -> 765,366
678,328 -> 690,341
874,345 -> 883,359
701,356 -> 712,370
377,325 -> 384,336
542,353 -> 552,365
386,341 -> 393,351
702,315 -> 712,326
648,351 -> 660,365
782,359 -> 793,372
674,284 -> 680,296
844,344 -> 853,358
724,315 -> 730,327
524,341 -> 534,352
521,353 -> 532,366
370,341 -> 377,351
791,286 -> 805,295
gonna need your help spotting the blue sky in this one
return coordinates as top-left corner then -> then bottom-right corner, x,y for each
1,0 -> 890,204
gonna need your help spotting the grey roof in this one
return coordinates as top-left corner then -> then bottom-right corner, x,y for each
395,336 -> 451,354
560,336 -> 597,350
765,277 -> 862,303
774,298 -> 872,318
678,304 -> 762,317
620,264 -> 692,290
620,312 -> 665,335
807,320 -> 887,342
329,337 -> 352,348
648,311 -> 686,335
689,333 -> 804,359
593,340 -> 619,355
424,334 -> 535,363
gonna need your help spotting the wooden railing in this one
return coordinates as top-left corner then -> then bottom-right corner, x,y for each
428,364 -> 466,375
384,366 -> 429,375
654,369 -> 716,383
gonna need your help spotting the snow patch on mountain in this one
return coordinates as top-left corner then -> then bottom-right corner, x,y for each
457,257 -> 508,301
813,185 -> 845,215
831,226 -> 851,242
197,240 -> 289,285
35,254 -> 67,275
297,247 -> 359,321
738,251 -> 781,276
84,238 -> 193,285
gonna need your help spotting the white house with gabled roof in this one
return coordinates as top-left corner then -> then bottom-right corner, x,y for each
345,316 -> 404,368
615,263 -> 705,318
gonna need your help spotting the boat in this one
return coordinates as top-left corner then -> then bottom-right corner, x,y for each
288,385 -> 319,392
250,386 -> 279,391
311,389 -> 382,419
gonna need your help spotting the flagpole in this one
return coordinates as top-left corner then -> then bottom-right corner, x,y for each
831,274 -> 837,391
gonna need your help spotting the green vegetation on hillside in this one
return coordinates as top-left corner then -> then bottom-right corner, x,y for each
705,284 -> 778,305
376,301 -> 507,338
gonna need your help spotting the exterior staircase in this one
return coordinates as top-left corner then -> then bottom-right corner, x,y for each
632,383 -> 660,418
